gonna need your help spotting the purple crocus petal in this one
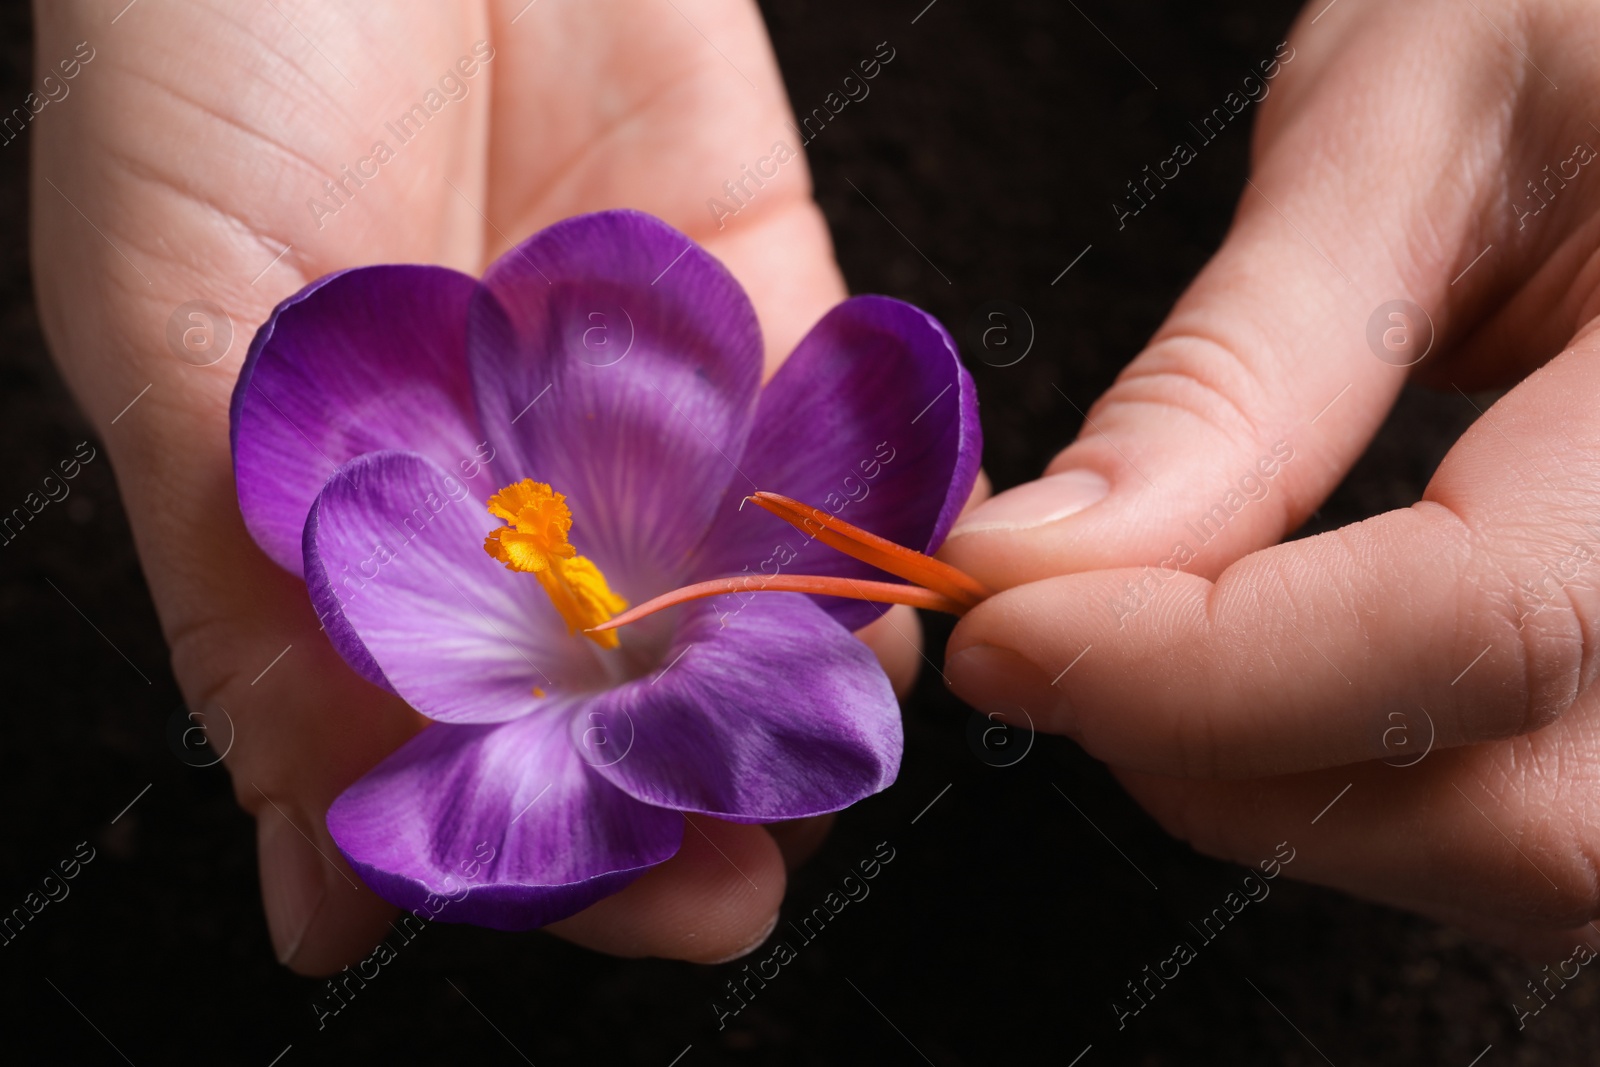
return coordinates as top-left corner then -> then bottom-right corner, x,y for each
232,265 -> 484,576
468,210 -> 762,598
305,450 -> 593,721
328,706 -> 683,930
694,295 -> 981,630
583,593 -> 901,821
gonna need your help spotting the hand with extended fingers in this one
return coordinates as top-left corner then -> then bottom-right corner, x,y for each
945,0 -> 1600,954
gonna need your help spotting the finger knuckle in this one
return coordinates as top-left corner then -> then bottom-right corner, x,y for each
1097,330 -> 1268,446
1476,563 -> 1591,739
1514,606 -> 1587,736
1489,786 -> 1600,925
1422,757 -> 1600,926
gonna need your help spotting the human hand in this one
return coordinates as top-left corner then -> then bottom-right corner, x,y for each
31,0 -> 922,974
943,0 -> 1600,953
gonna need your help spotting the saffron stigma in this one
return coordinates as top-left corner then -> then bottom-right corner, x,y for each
590,491 -> 990,634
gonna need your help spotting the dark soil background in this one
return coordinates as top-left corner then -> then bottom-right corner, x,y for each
0,0 -> 1587,1064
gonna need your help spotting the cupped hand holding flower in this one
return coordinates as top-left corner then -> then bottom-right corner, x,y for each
31,0 -> 965,972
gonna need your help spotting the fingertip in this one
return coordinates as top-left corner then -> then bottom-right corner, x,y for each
547,816 -> 785,963
1447,916 -> 1600,964
1408,891 -> 1600,963
943,642 -> 1072,736
944,570 -> 1091,670
946,468 -> 1110,540
766,813 -> 836,872
959,467 -> 993,518
856,603 -> 922,700
258,807 -> 397,976
938,467 -> 1116,590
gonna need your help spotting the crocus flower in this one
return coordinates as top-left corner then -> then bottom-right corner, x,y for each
230,210 -> 980,928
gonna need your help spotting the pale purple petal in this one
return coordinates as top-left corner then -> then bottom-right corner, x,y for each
232,266 -> 488,576
468,210 -> 762,601
695,296 -> 981,630
304,450 -> 605,719
328,706 -> 682,930
583,593 -> 901,821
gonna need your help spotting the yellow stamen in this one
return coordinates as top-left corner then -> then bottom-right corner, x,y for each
482,479 -> 627,648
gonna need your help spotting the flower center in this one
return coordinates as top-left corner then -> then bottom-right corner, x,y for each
481,479 -> 628,648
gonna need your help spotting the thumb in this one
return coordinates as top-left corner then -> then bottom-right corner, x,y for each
941,11 -> 1502,590
165,543 -> 428,973
942,183 -> 1415,589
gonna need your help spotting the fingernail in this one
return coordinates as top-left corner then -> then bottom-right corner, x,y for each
945,644 -> 1073,734
706,910 -> 779,965
258,809 -> 328,965
948,468 -> 1109,536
